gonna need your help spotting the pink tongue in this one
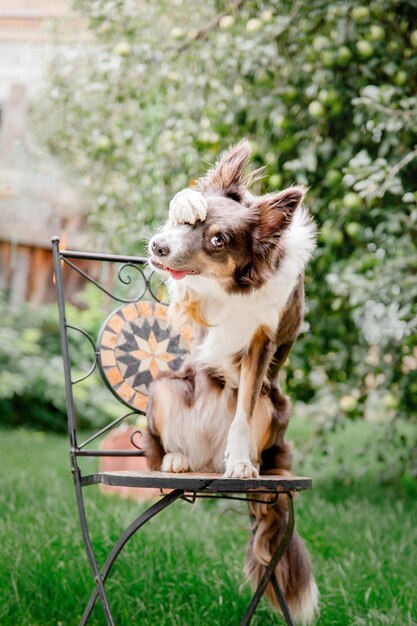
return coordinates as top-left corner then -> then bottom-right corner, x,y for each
168,269 -> 188,280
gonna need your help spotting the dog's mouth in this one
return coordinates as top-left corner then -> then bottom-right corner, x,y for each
150,258 -> 199,280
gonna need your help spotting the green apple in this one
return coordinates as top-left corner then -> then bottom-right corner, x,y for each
170,27 -> 184,39
352,6 -> 370,21
356,40 -> 375,58
346,222 -> 361,238
269,174 -> 283,188
325,169 -> 342,185
255,69 -> 269,84
370,2 -> 383,18
272,114 -> 290,130
410,30 -> 417,48
94,135 -> 111,150
219,15 -> 235,29
313,35 -> 331,51
318,89 -> 330,104
261,10 -> 273,22
382,393 -> 399,410
368,24 -> 385,41
319,88 -> 339,106
308,100 -> 326,118
400,20 -> 409,33
246,18 -> 262,32
321,50 -> 335,67
113,41 -> 131,56
339,395 -> 358,412
320,221 -> 343,245
394,70 -> 407,86
136,415 -> 148,430
344,192 -> 361,210
336,46 -> 352,66
331,230 -> 343,245
283,87 -> 297,102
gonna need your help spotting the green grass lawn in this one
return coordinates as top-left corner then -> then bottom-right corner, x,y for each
1,423 -> 416,626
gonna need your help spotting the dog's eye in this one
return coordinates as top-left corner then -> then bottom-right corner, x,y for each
210,234 -> 224,247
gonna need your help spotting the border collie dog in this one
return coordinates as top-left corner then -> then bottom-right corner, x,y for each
145,140 -> 318,624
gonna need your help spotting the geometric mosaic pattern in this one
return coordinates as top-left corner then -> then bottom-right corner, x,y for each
98,301 -> 193,412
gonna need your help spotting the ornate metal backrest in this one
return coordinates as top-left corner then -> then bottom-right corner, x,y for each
51,237 -> 192,458
98,300 -> 192,412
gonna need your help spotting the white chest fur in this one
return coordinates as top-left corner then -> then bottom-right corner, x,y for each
196,283 -> 281,383
169,265 -> 298,384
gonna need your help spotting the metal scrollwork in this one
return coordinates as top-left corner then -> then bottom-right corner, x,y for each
62,258 -> 147,304
62,257 -> 168,305
130,429 -> 143,450
78,411 -> 141,450
116,263 -> 148,301
67,324 -> 98,384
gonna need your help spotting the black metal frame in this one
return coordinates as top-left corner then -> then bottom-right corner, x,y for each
51,236 -> 310,626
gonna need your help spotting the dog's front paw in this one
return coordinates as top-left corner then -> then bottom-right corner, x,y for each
161,452 -> 190,473
169,188 -> 207,225
224,459 -> 259,479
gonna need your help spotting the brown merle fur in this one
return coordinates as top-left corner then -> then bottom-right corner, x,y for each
152,181 -> 306,297
144,140 -> 317,622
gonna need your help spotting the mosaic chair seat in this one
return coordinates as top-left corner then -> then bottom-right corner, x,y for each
52,237 -> 312,626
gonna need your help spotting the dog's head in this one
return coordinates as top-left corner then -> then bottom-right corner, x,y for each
148,140 -> 307,294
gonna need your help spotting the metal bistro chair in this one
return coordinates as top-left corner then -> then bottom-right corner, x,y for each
52,236 -> 312,626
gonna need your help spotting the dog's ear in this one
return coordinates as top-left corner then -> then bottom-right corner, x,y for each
252,186 -> 306,247
196,139 -> 252,200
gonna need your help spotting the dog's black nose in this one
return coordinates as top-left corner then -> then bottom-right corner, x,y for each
151,238 -> 170,257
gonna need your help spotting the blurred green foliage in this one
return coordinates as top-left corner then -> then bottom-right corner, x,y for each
29,0 -> 417,475
0,292 -> 119,432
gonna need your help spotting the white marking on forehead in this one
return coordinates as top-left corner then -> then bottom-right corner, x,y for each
169,188 -> 208,225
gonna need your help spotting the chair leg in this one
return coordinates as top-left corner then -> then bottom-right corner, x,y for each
73,469 -> 116,626
271,574 -> 295,626
79,488 -> 184,626
240,491 -> 295,626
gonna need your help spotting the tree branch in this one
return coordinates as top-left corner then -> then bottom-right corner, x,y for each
358,97 -> 417,121
378,146 -> 417,198
175,0 -> 245,53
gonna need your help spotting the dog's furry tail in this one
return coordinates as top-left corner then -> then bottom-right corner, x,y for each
245,486 -> 319,625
